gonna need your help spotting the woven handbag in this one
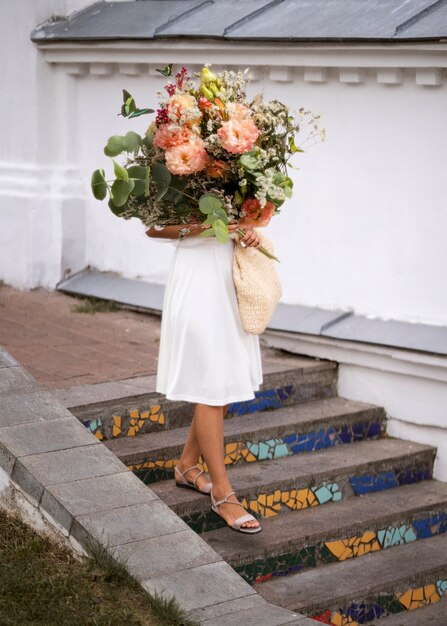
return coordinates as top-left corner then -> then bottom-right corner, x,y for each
232,231 -> 282,335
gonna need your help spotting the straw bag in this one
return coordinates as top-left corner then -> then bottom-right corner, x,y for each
232,231 -> 282,335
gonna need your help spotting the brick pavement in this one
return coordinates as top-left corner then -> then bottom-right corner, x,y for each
0,285 -> 161,389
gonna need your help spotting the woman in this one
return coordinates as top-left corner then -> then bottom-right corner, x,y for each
146,221 -> 263,534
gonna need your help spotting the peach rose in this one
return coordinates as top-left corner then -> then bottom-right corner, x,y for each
227,102 -> 251,120
238,199 -> 275,227
153,124 -> 191,150
206,159 -> 230,179
164,137 -> 209,175
169,93 -> 201,126
217,118 -> 259,154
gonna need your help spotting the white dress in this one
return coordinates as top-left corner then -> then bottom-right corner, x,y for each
156,236 -> 263,405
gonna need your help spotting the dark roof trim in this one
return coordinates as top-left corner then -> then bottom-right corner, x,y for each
31,0 -> 447,44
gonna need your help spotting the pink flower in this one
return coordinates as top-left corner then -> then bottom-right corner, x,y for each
169,93 -> 201,127
153,124 -> 191,150
217,118 -> 259,154
227,102 -> 251,120
239,199 -> 276,227
164,137 -> 209,175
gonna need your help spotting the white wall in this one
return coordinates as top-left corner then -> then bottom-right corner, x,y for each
1,7 -> 447,327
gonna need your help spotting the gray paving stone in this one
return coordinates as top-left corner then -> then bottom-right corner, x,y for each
0,365 -> 42,396
52,376 -> 156,409
0,417 -> 97,460
12,444 -> 126,505
202,601 -> 303,625
0,390 -> 73,428
72,500 -> 187,548
142,561 -> 256,612
187,594 -> 267,622
111,530 -> 221,581
42,470 -> 157,532
0,348 -> 18,369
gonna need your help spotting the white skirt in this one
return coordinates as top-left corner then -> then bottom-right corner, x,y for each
156,236 -> 263,405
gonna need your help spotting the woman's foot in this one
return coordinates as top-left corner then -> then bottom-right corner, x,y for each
176,460 -> 211,493
211,487 -> 260,530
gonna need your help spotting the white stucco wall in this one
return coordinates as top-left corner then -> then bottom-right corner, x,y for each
2,10 -> 446,325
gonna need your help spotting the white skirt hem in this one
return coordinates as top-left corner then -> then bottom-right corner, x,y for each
156,385 -> 262,406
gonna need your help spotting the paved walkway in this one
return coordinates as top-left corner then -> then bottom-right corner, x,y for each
0,285 -> 161,389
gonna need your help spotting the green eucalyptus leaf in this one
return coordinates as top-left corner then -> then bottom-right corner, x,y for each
151,162 -> 171,186
127,165 -> 146,180
198,194 -> 222,215
238,147 -> 261,171
198,227 -> 216,238
111,179 -> 134,207
108,196 -> 127,217
113,160 -> 129,181
124,131 -> 142,153
214,219 -> 229,243
104,135 -> 127,157
283,186 -> 293,199
142,134 -> 154,150
91,169 -> 108,200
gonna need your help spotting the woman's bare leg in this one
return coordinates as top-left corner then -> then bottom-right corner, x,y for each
178,403 -> 230,489
192,402 -> 259,529
178,412 -> 210,491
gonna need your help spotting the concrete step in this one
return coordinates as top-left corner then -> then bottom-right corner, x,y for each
149,438 -> 435,533
256,532 -> 447,622
105,396 -> 386,482
66,353 -> 337,440
372,598 -> 447,625
201,480 -> 447,583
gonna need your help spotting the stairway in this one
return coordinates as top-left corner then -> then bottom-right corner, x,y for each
75,350 -> 447,625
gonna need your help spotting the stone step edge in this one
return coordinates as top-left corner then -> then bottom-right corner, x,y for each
69,365 -> 338,440
256,534 -> 447,620
371,597 -> 447,626
149,440 -> 435,531
105,398 -> 387,466
201,481 -> 447,583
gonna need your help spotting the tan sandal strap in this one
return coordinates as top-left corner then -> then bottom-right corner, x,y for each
214,491 -> 246,510
176,464 -> 200,479
192,469 -> 204,487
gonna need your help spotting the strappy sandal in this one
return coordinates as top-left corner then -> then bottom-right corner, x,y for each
174,463 -> 212,495
211,490 -> 262,534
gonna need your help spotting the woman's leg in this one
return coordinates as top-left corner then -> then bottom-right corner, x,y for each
178,403 -> 230,489
192,402 -> 259,529
177,412 -> 210,491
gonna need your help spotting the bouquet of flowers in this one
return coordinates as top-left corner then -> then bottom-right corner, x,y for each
91,64 -> 324,259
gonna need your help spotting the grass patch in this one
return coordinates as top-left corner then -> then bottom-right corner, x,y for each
0,509 -> 198,626
70,296 -> 118,314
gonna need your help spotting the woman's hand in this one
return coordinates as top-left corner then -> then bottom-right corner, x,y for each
228,222 -> 261,248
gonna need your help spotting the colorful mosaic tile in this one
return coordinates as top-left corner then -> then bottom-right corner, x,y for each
82,418 -> 104,440
310,578 -> 447,624
232,511 -> 447,585
349,464 -> 432,496
412,511 -> 447,539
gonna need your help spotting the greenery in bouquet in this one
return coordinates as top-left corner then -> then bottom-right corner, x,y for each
91,64 -> 325,257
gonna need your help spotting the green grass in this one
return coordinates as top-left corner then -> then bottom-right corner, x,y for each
70,296 -> 118,314
0,509 -> 198,626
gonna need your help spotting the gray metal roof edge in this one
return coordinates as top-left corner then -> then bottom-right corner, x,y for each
31,1 -> 104,41
31,32 -> 447,44
57,268 -> 447,357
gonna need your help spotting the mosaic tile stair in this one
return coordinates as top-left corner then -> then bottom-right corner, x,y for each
104,397 -> 386,483
74,355 -> 337,440
200,480 -> 447,584
371,597 -> 446,625
149,439 -> 435,533
256,532 -> 447,623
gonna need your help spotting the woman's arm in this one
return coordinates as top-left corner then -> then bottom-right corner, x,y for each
145,224 -> 210,239
146,223 -> 261,247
